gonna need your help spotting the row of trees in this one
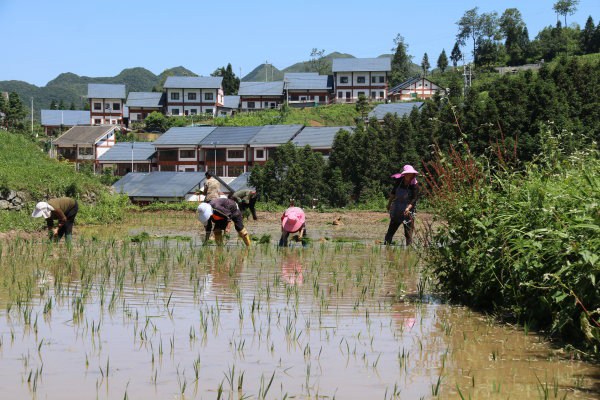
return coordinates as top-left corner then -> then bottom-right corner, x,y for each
0,93 -> 27,130
251,55 -> 599,208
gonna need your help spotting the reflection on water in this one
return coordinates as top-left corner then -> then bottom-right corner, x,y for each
0,218 -> 598,399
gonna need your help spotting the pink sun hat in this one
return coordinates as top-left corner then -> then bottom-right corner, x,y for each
391,165 -> 419,184
282,207 -> 305,233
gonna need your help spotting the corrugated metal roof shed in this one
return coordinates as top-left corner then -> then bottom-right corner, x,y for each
222,95 -> 240,109
368,102 -> 424,120
53,125 -> 117,146
126,92 -> 163,108
164,76 -> 223,89
113,172 -> 205,198
200,126 -> 262,146
284,73 -> 331,90
238,81 -> 284,96
228,172 -> 254,192
98,142 -> 156,162
153,126 -> 217,146
292,126 -> 354,149
332,57 -> 391,72
388,76 -> 422,93
248,124 -> 303,146
41,110 -> 90,126
88,84 -> 126,99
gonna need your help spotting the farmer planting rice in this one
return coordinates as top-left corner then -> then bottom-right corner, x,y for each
31,197 -> 79,243
278,206 -> 307,247
197,197 -> 251,246
384,165 -> 419,246
230,189 -> 259,221
201,171 -> 221,202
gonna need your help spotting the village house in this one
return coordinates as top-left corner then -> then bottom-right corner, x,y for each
247,124 -> 304,166
126,92 -> 164,123
291,126 -> 354,157
163,76 -> 224,117
368,102 -> 424,122
218,95 -> 241,117
199,126 -> 263,177
113,171 -> 205,204
332,58 -> 391,103
152,126 -> 217,172
97,142 -> 157,176
238,81 -> 284,110
40,110 -> 90,135
284,73 -> 332,106
388,76 -> 444,101
51,125 -> 117,171
88,84 -> 126,126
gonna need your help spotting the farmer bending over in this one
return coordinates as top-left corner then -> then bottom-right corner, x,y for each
279,206 -> 307,247
230,189 -> 258,220
197,198 -> 251,246
32,197 -> 79,244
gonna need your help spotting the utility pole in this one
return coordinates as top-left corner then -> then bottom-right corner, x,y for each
31,97 -> 35,137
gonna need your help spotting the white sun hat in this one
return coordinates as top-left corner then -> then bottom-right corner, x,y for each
197,203 -> 213,226
31,202 -> 54,219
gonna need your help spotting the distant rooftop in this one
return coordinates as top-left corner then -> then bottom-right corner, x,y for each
200,126 -> 263,146
222,95 -> 240,109
41,110 -> 90,126
332,57 -> 391,73
248,124 -> 303,146
238,81 -> 284,96
126,92 -> 163,108
284,73 -> 331,91
88,84 -> 126,99
228,172 -> 254,192
98,142 -> 156,162
164,76 -> 223,89
153,126 -> 217,146
113,172 -> 205,199
368,102 -> 424,120
292,126 -> 354,149
53,125 -> 118,146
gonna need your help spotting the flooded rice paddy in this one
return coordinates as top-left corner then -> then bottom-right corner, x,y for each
0,211 -> 598,399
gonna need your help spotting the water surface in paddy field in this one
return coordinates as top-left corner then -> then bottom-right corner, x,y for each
0,213 -> 598,399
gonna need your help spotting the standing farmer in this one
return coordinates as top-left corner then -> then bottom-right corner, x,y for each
202,171 -> 221,202
31,197 -> 79,243
384,165 -> 419,246
230,189 -> 258,220
197,198 -> 251,246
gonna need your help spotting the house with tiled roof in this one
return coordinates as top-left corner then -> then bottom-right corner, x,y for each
291,126 -> 354,156
41,110 -> 90,135
163,76 -> 223,117
332,57 -> 391,103
218,95 -> 241,117
113,171 -> 205,203
152,126 -> 217,172
238,81 -> 284,111
126,92 -> 164,123
52,125 -> 118,171
388,76 -> 445,101
248,124 -> 304,165
199,126 -> 263,177
284,73 -> 332,106
97,142 -> 157,175
88,84 -> 126,126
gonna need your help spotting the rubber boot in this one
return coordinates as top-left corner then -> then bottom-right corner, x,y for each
203,232 -> 211,246
214,230 -> 224,246
238,228 -> 251,247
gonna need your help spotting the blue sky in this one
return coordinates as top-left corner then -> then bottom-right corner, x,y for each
1,0 -> 598,86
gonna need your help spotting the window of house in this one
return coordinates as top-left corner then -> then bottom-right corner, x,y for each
205,92 -> 214,101
179,149 -> 195,159
94,103 -> 101,110
160,165 -> 176,172
227,149 -> 244,159
255,149 -> 265,159
380,91 -> 384,98
188,92 -> 197,100
94,119 -> 101,124
171,92 -> 180,100
159,149 -> 178,161
338,92 -> 343,98
78,147 -> 93,156
184,167 -> 196,172
205,108 -> 213,114
357,91 -> 365,98
372,76 -> 377,83
345,92 -> 351,99
247,102 -> 255,109
379,76 -> 385,83
184,110 -> 189,116
172,108 -> 180,115
227,165 -> 244,177
357,76 -> 366,84
264,102 -> 269,107
190,109 -> 197,115
371,91 -> 376,98
340,76 -> 349,84
113,103 -> 120,111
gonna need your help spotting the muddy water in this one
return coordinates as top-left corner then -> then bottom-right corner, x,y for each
0,212 -> 598,399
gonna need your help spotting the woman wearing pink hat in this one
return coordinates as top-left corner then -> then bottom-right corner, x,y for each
278,206 -> 307,247
384,165 -> 419,246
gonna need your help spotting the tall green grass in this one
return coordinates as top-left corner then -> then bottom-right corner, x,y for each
424,129 -> 599,354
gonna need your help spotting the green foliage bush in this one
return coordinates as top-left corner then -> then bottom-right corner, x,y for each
425,128 -> 600,354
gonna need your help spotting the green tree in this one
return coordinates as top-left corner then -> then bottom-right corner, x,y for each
390,34 -> 413,87
355,94 -> 369,121
309,48 -> 329,75
5,92 -> 27,129
456,8 -> 483,65
211,63 -> 240,95
450,42 -> 463,67
144,111 -> 169,133
500,8 -> 529,65
553,0 -> 579,26
58,100 -> 65,110
437,49 -> 449,73
581,16 -> 596,53
69,102 -> 76,110
49,100 -> 57,109
421,53 -> 430,76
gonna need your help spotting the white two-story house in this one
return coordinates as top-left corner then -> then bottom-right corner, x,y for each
88,84 -> 126,125
332,58 -> 391,103
163,76 -> 224,117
